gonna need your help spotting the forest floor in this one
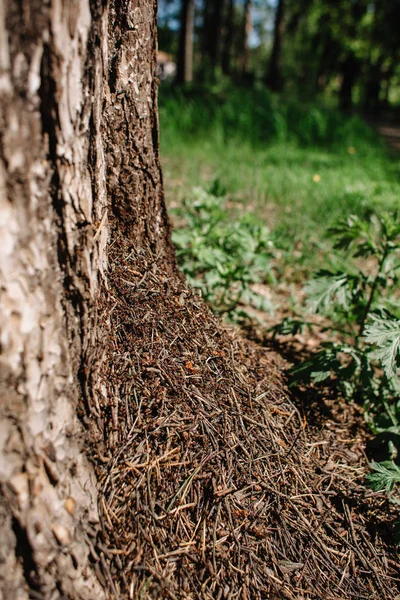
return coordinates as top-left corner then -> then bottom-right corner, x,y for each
96,230 -> 400,599
90,96 -> 400,599
140,92 -> 400,597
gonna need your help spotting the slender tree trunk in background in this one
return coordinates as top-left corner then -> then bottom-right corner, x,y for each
364,62 -> 383,115
177,0 -> 195,84
0,0 -> 171,596
222,0 -> 234,75
382,61 -> 396,108
339,53 -> 359,112
315,40 -> 334,94
382,53 -> 398,107
238,0 -> 252,78
202,0 -> 225,76
266,0 -> 286,91
201,0 -> 210,59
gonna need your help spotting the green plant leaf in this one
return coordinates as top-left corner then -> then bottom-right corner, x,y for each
290,346 -> 342,384
269,317 -> 312,338
305,272 -> 354,313
172,187 -> 273,319
365,461 -> 400,493
364,313 -> 400,379
329,214 -> 374,254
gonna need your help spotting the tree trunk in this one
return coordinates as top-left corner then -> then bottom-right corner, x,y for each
364,62 -> 384,115
238,0 -> 252,79
221,0 -> 234,75
339,53 -> 359,112
201,0 -> 225,76
266,0 -> 286,91
177,0 -> 195,84
0,0 -> 171,597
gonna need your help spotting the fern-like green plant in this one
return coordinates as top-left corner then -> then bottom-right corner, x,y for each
280,211 -> 400,460
269,317 -> 313,338
172,187 -> 274,321
365,461 -> 400,493
365,461 -> 400,544
306,212 -> 400,337
364,312 -> 400,379
279,212 -> 400,528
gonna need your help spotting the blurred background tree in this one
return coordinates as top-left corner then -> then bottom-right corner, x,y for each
158,0 -> 400,112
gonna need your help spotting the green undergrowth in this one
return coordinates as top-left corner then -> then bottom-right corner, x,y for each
280,212 -> 400,532
172,186 -> 275,322
159,85 -> 400,527
280,213 -> 400,437
160,85 -> 381,148
160,85 -> 399,272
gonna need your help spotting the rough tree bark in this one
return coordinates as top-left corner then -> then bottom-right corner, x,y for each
0,0 -> 171,597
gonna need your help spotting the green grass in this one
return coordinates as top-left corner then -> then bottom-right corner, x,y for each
159,85 -> 400,274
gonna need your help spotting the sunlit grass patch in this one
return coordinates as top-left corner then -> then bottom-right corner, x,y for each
160,87 -> 399,273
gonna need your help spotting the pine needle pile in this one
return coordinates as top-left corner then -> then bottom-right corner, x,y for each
91,232 -> 400,600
